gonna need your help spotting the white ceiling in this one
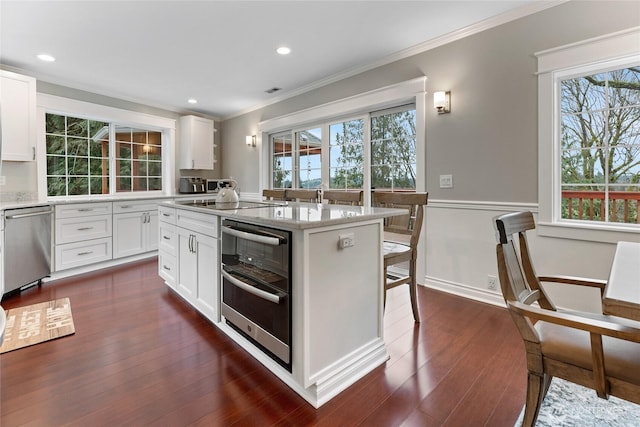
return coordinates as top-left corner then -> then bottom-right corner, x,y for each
1,1 -> 549,119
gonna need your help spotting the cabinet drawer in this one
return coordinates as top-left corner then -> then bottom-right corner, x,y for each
176,209 -> 218,238
158,251 -> 177,288
159,222 -> 176,254
158,206 -> 176,224
55,238 -> 112,271
55,215 -> 112,244
113,200 -> 164,214
55,202 -> 112,218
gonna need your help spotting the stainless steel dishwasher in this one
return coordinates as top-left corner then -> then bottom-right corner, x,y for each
4,205 -> 53,295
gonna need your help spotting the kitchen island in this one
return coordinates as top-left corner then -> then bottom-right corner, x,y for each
159,199 -> 404,408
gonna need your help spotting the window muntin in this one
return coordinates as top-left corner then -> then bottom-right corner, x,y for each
559,66 -> 640,224
45,113 -> 163,197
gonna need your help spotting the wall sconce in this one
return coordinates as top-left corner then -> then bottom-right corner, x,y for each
433,91 -> 451,114
246,135 -> 256,147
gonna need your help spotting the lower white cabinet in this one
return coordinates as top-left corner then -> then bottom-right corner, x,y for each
55,238 -> 112,271
113,210 -> 158,259
174,209 -> 220,323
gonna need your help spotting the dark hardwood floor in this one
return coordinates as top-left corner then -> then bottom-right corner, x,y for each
0,259 -> 526,426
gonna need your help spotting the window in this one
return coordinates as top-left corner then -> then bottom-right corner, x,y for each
536,28 -> 640,242
267,106 -> 416,194
371,106 -> 416,190
45,113 -> 164,196
560,66 -> 640,224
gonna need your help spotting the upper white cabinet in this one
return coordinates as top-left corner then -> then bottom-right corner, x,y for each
0,70 -> 36,161
179,115 -> 215,170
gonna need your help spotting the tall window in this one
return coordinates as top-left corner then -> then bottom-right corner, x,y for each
45,113 -> 163,197
268,105 -> 416,193
329,119 -> 364,190
559,65 -> 640,224
371,106 -> 416,190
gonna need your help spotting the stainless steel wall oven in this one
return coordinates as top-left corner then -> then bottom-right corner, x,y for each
221,219 -> 292,371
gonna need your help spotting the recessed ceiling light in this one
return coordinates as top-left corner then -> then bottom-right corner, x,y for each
276,47 -> 291,55
37,53 -> 55,62
187,98 -> 198,104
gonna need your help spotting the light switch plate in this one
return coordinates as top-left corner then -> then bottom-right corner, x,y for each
439,174 -> 453,188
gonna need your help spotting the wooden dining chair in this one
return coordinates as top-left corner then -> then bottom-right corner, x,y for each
285,189 -> 320,203
322,190 -> 363,206
262,189 -> 286,201
494,211 -> 640,427
372,191 -> 429,323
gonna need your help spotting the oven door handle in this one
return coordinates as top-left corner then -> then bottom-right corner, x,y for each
222,225 -> 284,246
222,270 -> 283,304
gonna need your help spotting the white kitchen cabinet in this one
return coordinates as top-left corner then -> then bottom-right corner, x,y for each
158,206 -> 177,288
0,70 -> 36,161
54,202 -> 113,271
174,208 -> 220,323
113,200 -> 163,259
178,115 -> 215,170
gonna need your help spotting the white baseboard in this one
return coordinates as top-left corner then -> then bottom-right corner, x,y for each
422,275 -> 506,308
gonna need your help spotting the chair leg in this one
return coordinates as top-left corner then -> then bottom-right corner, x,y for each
522,372 -> 546,427
409,259 -> 420,323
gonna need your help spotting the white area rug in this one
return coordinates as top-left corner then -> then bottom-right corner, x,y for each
515,378 -> 640,426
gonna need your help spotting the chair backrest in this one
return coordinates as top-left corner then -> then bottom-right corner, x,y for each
262,189 -> 286,201
372,192 -> 428,248
285,189 -> 320,203
322,190 -> 363,206
494,211 -> 558,313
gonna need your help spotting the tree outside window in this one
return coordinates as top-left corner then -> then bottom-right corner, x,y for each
560,66 -> 640,224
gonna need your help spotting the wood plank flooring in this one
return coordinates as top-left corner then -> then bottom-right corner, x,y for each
0,259 -> 526,426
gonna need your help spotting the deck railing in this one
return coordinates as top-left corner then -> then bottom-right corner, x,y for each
562,190 -> 640,223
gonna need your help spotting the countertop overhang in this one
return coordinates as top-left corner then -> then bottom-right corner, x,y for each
162,199 -> 404,230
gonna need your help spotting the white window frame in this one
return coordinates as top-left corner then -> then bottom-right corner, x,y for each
536,27 -> 640,243
258,77 -> 426,207
37,94 -> 176,199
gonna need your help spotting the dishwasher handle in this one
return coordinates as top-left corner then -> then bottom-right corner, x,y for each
6,210 -> 53,220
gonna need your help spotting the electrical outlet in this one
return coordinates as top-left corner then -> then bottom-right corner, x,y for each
338,233 -> 355,249
487,275 -> 497,290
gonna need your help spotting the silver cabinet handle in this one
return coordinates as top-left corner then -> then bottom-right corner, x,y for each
163,265 -> 171,271
163,235 -> 170,240
77,251 -> 93,256
77,208 -> 93,212
162,213 -> 171,217
77,227 -> 93,231
120,205 -> 132,209
32,146 -> 36,160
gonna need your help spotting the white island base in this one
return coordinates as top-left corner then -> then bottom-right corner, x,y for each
218,219 -> 389,408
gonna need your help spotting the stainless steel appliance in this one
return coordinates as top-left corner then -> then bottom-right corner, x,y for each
3,205 -> 53,296
221,219 -> 292,370
179,176 -> 206,194
206,178 -> 236,193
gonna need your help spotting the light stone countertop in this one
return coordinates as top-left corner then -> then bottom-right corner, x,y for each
162,199 -> 404,230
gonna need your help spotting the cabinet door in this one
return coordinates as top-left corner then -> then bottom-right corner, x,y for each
145,211 -> 159,251
179,115 -> 214,170
0,71 -> 36,161
177,228 -> 197,303
113,212 -> 145,259
194,233 -> 219,322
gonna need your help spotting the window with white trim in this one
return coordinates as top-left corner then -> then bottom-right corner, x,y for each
45,113 -> 164,196
559,65 -> 640,224
268,105 -> 416,192
536,28 -> 640,242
